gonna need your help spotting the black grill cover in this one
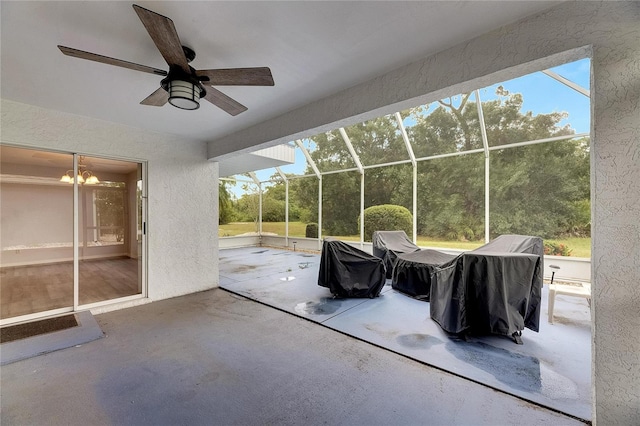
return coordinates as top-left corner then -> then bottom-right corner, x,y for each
372,231 -> 421,278
318,239 -> 386,298
391,249 -> 457,300
430,235 -> 543,337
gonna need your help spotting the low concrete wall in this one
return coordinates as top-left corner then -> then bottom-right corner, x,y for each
222,235 -> 591,282
219,235 -> 260,249
541,256 -> 590,282
260,235 -> 322,252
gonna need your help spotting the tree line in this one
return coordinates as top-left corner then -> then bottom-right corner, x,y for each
221,88 -> 590,241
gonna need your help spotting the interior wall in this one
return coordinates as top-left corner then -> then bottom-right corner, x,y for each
0,99 -> 219,302
1,183 -> 73,249
207,2 -> 640,423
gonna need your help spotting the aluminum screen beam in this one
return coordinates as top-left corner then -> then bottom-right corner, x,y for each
248,172 -> 263,235
542,69 -> 590,97
275,167 -> 289,244
338,128 -> 364,174
394,112 -> 418,242
295,139 -> 321,179
475,90 -> 491,243
395,112 -> 417,167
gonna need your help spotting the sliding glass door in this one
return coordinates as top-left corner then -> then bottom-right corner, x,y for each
0,147 -> 75,320
0,146 -> 146,325
78,157 -> 142,305
78,157 -> 143,306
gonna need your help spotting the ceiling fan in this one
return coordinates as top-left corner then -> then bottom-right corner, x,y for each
58,4 -> 274,116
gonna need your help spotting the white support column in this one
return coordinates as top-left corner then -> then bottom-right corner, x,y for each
339,127 -> 365,247
294,140 -> 323,249
318,176 -> 323,250
395,112 -> 418,242
248,172 -> 262,235
413,166 -> 417,243
285,180 -> 289,244
276,167 -> 289,246
360,173 -> 365,248
475,90 -> 491,243
259,184 -> 263,235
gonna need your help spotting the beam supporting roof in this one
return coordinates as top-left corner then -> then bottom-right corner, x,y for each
475,90 -> 491,243
275,166 -> 288,182
294,140 -> 321,179
542,69 -> 590,97
395,112 -> 417,167
338,128 -> 363,174
475,90 -> 491,157
247,171 -> 261,186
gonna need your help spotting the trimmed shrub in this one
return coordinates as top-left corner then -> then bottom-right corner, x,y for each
359,205 -> 413,242
305,223 -> 318,238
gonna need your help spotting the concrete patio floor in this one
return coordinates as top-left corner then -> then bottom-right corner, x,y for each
1,286 -> 586,425
1,245 -> 591,425
219,246 -> 592,422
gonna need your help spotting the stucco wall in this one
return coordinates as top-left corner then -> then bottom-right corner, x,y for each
208,2 -> 640,424
1,99 -> 219,302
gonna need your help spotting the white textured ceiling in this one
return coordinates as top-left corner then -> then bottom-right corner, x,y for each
1,1 -> 559,144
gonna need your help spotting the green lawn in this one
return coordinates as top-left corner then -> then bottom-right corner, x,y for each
219,222 -> 591,257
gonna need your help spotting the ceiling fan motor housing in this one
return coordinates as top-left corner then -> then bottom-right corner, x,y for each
182,45 -> 196,63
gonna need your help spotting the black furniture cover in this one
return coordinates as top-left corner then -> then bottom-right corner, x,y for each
430,235 -> 544,339
318,239 -> 386,298
372,230 -> 421,278
391,249 -> 457,300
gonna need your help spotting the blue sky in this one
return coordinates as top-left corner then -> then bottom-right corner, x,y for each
245,58 -> 591,184
479,58 -> 590,134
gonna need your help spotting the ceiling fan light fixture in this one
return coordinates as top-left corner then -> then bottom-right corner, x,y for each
168,79 -> 201,110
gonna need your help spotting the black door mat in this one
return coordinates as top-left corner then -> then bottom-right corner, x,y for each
1,314 -> 78,343
1,311 -> 104,365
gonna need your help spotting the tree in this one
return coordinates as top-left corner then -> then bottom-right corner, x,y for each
92,186 -> 125,242
295,87 -> 589,241
219,182 -> 234,224
289,176 -> 317,224
301,115 -> 414,235
406,88 -> 589,240
233,181 -> 261,230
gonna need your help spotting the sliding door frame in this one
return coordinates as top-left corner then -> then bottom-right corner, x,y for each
0,146 -> 148,326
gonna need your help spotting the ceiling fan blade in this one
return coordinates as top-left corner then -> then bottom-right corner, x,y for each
133,4 -> 190,74
58,46 -> 167,76
196,68 -> 274,86
140,87 -> 169,106
203,87 -> 248,116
